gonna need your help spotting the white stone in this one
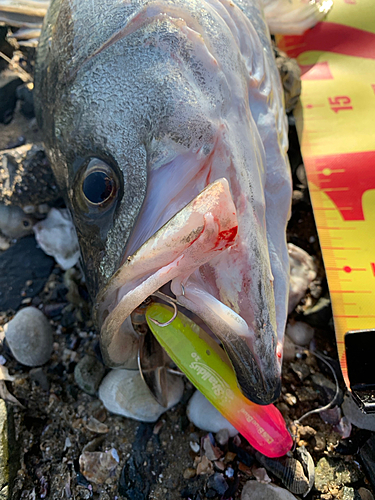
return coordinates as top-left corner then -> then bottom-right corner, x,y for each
286,321 -> 314,346
0,204 -> 34,239
241,481 -> 298,500
99,368 -> 184,422
288,243 -> 317,313
4,307 -> 53,366
187,390 -> 238,437
33,208 -> 80,270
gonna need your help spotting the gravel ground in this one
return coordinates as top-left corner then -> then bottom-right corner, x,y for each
0,43 -> 374,500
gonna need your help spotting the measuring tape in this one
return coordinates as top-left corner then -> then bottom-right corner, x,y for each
278,0 -> 375,402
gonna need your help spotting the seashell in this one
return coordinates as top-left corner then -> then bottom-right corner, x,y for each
255,446 -> 315,497
33,208 -> 80,270
98,368 -> 184,422
0,204 -> 34,239
79,448 -> 119,485
4,307 -> 53,366
187,390 -> 238,437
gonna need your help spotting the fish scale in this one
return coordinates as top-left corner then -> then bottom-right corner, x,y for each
278,0 -> 375,394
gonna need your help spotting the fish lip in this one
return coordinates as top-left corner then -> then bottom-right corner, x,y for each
94,178 -> 280,405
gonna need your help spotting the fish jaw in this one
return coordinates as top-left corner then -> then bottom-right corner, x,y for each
96,178 -> 281,405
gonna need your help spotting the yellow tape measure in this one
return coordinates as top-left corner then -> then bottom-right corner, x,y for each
278,0 -> 375,390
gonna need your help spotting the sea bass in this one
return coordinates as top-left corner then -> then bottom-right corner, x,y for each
35,0 -> 293,405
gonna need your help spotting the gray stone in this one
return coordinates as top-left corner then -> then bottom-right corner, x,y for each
315,457 -> 361,493
241,481 -> 298,500
74,355 -> 105,396
342,393 -> 375,431
4,307 -> 53,366
286,321 -> 314,347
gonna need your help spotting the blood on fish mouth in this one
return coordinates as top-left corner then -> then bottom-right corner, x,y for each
94,178 -> 282,406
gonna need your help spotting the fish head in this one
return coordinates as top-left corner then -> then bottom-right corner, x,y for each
35,0 -> 291,405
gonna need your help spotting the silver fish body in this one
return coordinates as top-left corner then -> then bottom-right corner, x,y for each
35,0 -> 292,405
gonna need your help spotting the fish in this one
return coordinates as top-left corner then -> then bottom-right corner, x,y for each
33,0 -> 326,405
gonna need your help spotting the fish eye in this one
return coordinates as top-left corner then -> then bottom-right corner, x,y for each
81,159 -> 118,207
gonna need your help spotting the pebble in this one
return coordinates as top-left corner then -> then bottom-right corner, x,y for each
186,390 -> 238,437
29,367 -> 50,391
0,204 -> 35,239
241,481 -> 298,500
79,448 -> 119,485
183,468 -> 196,479
202,434 -> 223,461
33,208 -> 80,270
196,455 -> 214,476
301,296 -> 332,329
206,473 -> 229,495
311,373 -> 343,406
4,307 -> 53,366
313,433 -> 326,452
74,355 -> 105,396
288,243 -> 317,313
342,393 -> 375,431
99,368 -> 184,422
283,393 -> 297,406
286,321 -> 314,346
86,416 -> 109,434
358,488 -> 374,500
314,457 -> 361,493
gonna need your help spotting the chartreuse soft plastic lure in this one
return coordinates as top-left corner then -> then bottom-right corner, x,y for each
146,303 -> 292,458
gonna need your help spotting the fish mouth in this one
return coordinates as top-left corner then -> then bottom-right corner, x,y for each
95,178 -> 281,405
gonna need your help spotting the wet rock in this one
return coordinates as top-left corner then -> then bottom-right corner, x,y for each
187,390 -> 238,437
0,144 -> 60,211
283,335 -> 296,362
0,204 -> 34,239
33,208 -> 80,270
360,434 -> 375,489
99,368 -> 183,422
286,321 -> 314,347
4,307 -> 53,366
251,466 -> 271,483
241,481 -> 298,500
342,393 -> 375,431
74,355 -> 105,396
288,243 -> 317,313
0,234 -> 55,310
315,457 -> 361,492
79,448 -> 119,485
